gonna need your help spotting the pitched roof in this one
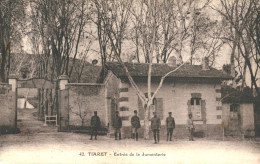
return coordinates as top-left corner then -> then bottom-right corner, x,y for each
69,65 -> 102,83
105,62 -> 232,79
221,86 -> 254,103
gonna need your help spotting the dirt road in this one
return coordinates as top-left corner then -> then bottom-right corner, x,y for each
17,108 -> 58,134
0,108 -> 259,164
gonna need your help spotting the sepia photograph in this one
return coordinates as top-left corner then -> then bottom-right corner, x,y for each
0,0 -> 259,163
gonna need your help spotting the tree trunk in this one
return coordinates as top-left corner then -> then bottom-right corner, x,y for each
241,63 -> 247,89
45,89 -> 49,115
246,59 -> 260,96
1,43 -> 7,82
81,119 -> 84,127
143,105 -> 150,139
40,88 -> 44,118
7,43 -> 11,79
38,88 -> 41,120
50,89 -> 54,115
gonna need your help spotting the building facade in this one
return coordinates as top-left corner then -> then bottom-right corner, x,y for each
104,61 -> 232,139
221,86 -> 255,137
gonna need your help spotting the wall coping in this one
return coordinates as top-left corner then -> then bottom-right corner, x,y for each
58,75 -> 69,80
0,83 -> 11,85
8,74 -> 18,79
67,83 -> 105,86
222,102 -> 254,105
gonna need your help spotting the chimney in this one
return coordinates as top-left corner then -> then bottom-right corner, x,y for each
202,57 -> 209,70
167,56 -> 177,67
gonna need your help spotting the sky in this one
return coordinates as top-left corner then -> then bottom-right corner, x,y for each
21,0 -> 231,70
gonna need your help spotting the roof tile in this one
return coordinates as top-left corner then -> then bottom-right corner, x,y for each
106,62 -> 232,79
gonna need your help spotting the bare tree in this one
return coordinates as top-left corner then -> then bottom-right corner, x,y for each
72,40 -> 92,83
216,0 -> 260,96
71,97 -> 88,127
0,0 -> 27,82
29,0 -> 92,79
29,0 -> 92,119
95,0 -> 191,139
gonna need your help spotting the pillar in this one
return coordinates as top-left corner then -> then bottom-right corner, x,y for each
58,75 -> 69,90
8,74 -> 18,130
8,74 -> 18,92
58,75 -> 69,131
118,81 -> 130,138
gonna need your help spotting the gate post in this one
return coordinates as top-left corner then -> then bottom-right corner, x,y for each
8,74 -> 18,92
59,75 -> 69,90
58,75 -> 69,131
8,74 -> 18,130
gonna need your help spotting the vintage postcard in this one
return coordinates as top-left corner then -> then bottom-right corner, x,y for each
0,0 -> 260,163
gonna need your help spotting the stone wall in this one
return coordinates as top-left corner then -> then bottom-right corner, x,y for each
0,84 -> 16,133
240,104 -> 255,136
59,84 -> 107,130
222,103 -> 255,137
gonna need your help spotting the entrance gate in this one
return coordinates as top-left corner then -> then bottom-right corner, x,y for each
17,78 -> 56,125
2,74 -> 69,133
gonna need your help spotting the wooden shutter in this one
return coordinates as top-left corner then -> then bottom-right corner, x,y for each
201,100 -> 206,124
138,97 -> 145,120
187,100 -> 191,113
156,98 -> 163,120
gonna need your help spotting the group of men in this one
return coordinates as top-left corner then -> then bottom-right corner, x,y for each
112,110 -> 176,143
89,110 -> 195,143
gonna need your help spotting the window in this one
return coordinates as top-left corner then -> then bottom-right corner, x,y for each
150,98 -> 157,119
144,93 -> 157,118
191,98 -> 202,120
138,97 -> 145,120
138,94 -> 163,120
230,104 -> 239,119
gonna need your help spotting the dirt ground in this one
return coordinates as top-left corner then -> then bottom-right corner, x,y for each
0,108 -> 260,164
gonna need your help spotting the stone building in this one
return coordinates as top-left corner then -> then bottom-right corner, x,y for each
59,59 -> 255,139
104,59 -> 232,139
221,86 -> 255,137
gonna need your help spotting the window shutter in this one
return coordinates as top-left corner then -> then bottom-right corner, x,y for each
201,100 -> 206,124
138,97 -> 145,120
156,98 -> 163,120
187,100 -> 191,113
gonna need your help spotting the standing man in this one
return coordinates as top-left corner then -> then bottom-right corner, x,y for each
166,112 -> 175,141
151,112 -> 161,144
113,111 -> 122,140
187,113 -> 194,141
90,111 -> 101,140
131,110 -> 141,141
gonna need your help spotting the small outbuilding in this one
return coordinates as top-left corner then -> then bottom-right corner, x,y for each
221,86 -> 255,137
